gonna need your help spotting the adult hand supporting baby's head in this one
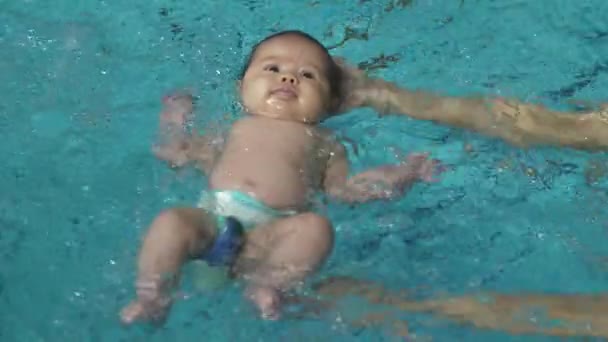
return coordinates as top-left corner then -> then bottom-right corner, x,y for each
331,56 -> 373,115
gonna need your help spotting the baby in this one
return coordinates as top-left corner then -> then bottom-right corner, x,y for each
120,30 -> 442,324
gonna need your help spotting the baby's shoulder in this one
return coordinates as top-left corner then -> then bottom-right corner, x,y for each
313,124 -> 336,137
312,126 -> 346,154
313,126 -> 336,143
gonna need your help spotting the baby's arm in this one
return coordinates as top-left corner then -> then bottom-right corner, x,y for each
153,93 -> 220,173
323,141 -> 440,203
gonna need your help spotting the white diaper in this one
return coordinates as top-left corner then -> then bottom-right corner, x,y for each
197,190 -> 298,229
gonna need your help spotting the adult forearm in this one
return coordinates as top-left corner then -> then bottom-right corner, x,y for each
368,78 -> 608,151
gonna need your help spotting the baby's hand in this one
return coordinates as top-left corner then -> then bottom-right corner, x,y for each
400,152 -> 444,183
153,92 -> 195,167
160,92 -> 194,127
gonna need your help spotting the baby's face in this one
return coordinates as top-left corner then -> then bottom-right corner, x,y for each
240,35 -> 332,124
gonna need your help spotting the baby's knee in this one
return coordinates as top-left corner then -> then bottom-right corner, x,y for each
152,208 -> 198,232
153,208 -> 184,227
294,213 -> 334,250
154,207 -> 210,226
149,208 -> 214,244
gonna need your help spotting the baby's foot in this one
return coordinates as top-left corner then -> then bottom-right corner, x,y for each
246,286 -> 282,320
120,279 -> 173,325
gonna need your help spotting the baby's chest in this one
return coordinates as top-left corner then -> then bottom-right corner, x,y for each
232,122 -> 322,149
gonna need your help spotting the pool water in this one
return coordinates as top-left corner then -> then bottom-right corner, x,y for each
2,0 -> 608,340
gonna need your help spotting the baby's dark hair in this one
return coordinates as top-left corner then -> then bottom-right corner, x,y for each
239,30 -> 344,111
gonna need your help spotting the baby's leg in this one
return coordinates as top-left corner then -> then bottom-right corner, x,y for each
234,213 -> 334,319
120,207 -> 217,325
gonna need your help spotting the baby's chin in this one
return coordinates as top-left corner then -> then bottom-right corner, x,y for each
243,98 -> 326,123
250,111 -> 322,124
251,110 -> 301,122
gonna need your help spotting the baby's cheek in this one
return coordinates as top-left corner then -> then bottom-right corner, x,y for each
316,90 -> 332,114
241,84 -> 263,107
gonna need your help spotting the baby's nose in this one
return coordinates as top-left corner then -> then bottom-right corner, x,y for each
281,74 -> 298,84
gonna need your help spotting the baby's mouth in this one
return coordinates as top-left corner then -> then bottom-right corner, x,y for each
270,86 -> 297,100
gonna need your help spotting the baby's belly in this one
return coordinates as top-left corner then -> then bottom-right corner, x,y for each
209,158 -> 314,211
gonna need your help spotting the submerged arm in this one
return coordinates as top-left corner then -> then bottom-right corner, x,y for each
152,93 -> 221,174
309,276 -> 608,339
154,128 -> 221,174
323,141 -> 439,203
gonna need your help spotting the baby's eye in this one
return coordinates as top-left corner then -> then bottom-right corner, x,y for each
265,65 -> 279,72
301,71 -> 315,79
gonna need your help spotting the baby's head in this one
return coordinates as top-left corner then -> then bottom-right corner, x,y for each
238,30 -> 343,124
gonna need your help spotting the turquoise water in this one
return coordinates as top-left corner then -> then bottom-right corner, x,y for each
2,0 -> 608,340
